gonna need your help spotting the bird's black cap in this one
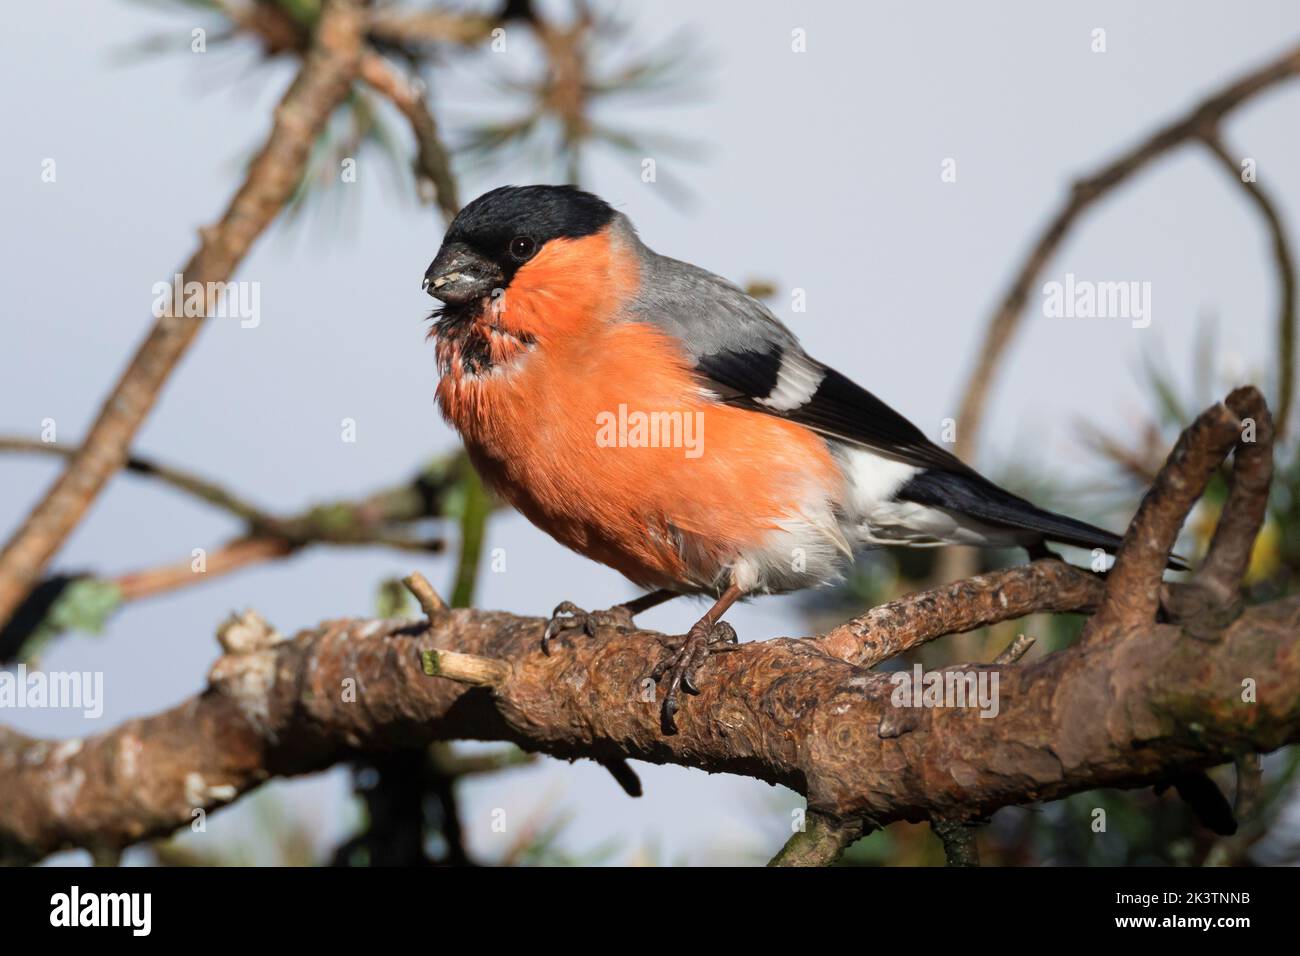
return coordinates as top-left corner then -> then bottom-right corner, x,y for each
444,184 -> 616,256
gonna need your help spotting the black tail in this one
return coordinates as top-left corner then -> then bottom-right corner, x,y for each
898,469 -> 1189,571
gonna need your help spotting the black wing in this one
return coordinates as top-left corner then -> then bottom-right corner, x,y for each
694,342 -> 977,476
625,250 -> 973,473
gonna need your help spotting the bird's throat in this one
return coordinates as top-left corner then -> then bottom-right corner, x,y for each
431,302 -> 536,381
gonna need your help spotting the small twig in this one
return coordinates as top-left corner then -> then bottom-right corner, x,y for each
1,437 -> 465,553
1199,135 -> 1297,440
0,437 -> 274,529
404,572 -> 449,619
596,757 -> 643,798
992,632 -> 1036,665
953,42 -> 1300,461
420,648 -> 509,687
360,53 -> 460,222
768,811 -> 868,867
931,819 -> 981,867
366,8 -> 499,49
0,448 -> 464,662
115,537 -> 296,601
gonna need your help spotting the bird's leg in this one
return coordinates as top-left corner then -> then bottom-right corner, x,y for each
650,583 -> 745,734
542,588 -> 678,655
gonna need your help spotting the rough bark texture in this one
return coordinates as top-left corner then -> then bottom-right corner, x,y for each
814,559 -> 1103,666
0,388 -> 1284,865
0,575 -> 1294,864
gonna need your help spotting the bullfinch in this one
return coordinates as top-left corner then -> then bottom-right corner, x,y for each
423,184 -> 1168,732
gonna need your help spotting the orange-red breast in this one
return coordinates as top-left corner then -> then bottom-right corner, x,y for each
423,185 -> 1167,731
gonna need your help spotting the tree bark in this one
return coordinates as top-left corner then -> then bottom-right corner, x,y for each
0,388 -> 1283,865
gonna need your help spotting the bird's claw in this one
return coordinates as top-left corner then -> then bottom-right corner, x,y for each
541,600 -> 636,655
650,620 -> 738,733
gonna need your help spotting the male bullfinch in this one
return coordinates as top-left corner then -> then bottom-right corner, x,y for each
423,184 -> 1170,733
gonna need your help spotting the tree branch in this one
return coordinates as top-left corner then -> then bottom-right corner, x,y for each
359,53 -> 460,221
813,559 -> 1103,666
1199,134 -> 1296,439
1,581 -> 1293,865
0,446 -> 478,663
768,811 -> 868,867
0,0 -> 367,632
953,40 -> 1300,461
0,390 -> 1285,866
1087,386 -> 1270,638
0,437 -> 271,528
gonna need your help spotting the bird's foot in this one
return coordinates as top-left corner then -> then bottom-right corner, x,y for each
649,619 -> 739,734
542,601 -> 636,655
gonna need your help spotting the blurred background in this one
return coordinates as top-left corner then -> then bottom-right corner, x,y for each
1,0 -> 1298,865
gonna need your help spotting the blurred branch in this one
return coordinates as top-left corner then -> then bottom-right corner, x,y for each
458,5 -> 705,192
0,0 -> 368,632
953,41 -> 1300,462
114,536 -> 296,602
366,6 -> 501,50
359,52 -> 460,220
1,393 -> 1289,867
0,443 -> 481,662
0,437 -> 270,528
1077,420 -> 1165,486
1199,134 -> 1297,440
448,469 -> 492,609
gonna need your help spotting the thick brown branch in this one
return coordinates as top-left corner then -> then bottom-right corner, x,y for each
1088,386 -> 1271,637
813,559 -> 1103,666
0,0 -> 366,631
953,41 -> 1300,460
1087,403 -> 1241,635
2,581 -> 1294,864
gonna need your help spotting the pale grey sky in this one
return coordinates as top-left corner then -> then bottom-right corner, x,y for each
2,0 -> 1297,864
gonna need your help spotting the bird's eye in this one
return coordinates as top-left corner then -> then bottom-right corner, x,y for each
509,236 -> 536,261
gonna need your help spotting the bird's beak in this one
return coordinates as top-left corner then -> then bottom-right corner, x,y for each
423,241 -> 504,305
